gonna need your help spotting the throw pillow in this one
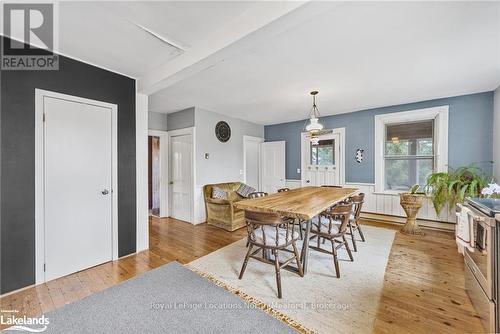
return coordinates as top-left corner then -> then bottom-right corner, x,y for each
236,183 -> 256,198
212,187 -> 227,200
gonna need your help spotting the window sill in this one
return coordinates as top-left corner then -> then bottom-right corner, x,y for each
373,190 -> 429,197
373,191 -> 402,196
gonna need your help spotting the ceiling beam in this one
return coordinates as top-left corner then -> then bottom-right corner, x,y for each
138,1 -> 339,95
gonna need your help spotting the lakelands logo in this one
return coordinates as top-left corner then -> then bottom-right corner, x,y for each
1,2 -> 59,70
1,309 -> 49,332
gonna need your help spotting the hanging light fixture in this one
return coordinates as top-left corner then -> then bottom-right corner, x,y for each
304,91 -> 324,145
305,91 -> 323,132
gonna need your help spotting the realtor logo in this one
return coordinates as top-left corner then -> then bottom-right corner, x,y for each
1,309 -> 49,332
2,2 -> 59,70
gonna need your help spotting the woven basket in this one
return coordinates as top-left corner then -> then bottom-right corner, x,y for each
399,193 -> 424,206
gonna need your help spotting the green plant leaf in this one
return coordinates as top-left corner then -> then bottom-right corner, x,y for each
469,179 -> 478,197
459,184 -> 469,203
425,163 -> 493,215
448,180 -> 460,194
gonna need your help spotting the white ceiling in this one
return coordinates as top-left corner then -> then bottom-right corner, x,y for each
55,1 -> 500,125
148,1 -> 500,125
59,1 -> 257,77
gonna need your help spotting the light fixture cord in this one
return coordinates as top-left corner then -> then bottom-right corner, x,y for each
312,94 -> 320,118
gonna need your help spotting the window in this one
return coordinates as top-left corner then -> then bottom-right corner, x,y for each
374,106 -> 448,193
384,121 -> 434,191
310,139 -> 335,165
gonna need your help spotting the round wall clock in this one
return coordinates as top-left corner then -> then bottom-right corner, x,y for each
215,121 -> 231,142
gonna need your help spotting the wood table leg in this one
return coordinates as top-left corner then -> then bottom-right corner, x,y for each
300,219 -> 312,275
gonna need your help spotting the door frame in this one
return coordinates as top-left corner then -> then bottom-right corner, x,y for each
167,127 -> 195,224
243,135 -> 264,188
148,130 -> 169,218
301,127 -> 346,186
34,89 -> 118,284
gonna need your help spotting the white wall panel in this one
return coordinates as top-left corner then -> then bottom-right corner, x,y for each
136,93 -> 149,251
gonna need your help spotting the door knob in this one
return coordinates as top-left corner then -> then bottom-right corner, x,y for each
101,189 -> 109,195
306,180 -> 310,183
169,181 -> 174,185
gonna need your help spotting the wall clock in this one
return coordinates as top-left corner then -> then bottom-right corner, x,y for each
215,121 -> 231,142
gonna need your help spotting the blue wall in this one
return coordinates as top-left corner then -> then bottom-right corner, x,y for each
265,92 -> 494,182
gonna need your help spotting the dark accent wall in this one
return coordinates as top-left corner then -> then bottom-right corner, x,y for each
265,92 -> 494,182
1,37 -> 137,294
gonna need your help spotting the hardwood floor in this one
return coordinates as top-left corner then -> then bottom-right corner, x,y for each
0,217 -> 484,333
365,221 -> 484,334
0,217 -> 246,330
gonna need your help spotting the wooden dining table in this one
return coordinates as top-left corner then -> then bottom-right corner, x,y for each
234,186 -> 358,274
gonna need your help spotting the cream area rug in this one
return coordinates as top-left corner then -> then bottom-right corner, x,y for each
188,225 -> 396,334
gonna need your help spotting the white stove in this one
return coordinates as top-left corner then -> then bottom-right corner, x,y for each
463,198 -> 499,333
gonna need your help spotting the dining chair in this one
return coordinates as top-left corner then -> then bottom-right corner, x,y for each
308,202 -> 354,278
316,184 -> 345,241
239,210 -> 303,298
248,191 -> 268,198
276,187 -> 304,239
245,192 -> 268,247
347,193 -> 365,252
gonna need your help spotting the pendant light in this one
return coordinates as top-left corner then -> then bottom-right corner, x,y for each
304,91 -> 324,145
305,91 -> 323,132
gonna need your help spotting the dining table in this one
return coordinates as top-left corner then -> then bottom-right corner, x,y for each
234,186 -> 358,275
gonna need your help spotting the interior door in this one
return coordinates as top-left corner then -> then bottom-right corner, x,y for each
170,134 -> 192,222
303,133 -> 341,186
260,141 -> 285,193
44,97 -> 112,282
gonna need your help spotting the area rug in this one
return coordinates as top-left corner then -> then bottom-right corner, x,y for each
34,262 -> 296,333
188,225 -> 396,334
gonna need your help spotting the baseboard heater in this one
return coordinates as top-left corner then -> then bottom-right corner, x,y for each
360,212 -> 455,231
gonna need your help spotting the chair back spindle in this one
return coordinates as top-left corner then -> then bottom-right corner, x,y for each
331,202 -> 354,234
248,192 -> 268,199
349,193 -> 365,221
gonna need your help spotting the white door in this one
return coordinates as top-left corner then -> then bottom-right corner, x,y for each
44,97 -> 112,281
244,136 -> 263,190
260,141 -> 285,193
302,132 -> 341,186
169,134 -> 192,222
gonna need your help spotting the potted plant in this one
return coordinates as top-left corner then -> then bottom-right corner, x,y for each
399,184 -> 426,235
425,165 -> 491,216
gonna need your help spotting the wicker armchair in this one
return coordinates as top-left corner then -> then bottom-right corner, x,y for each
203,182 -> 245,231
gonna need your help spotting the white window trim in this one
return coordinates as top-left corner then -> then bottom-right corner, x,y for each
374,106 -> 449,194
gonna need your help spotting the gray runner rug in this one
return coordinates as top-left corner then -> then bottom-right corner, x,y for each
39,262 -> 296,333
